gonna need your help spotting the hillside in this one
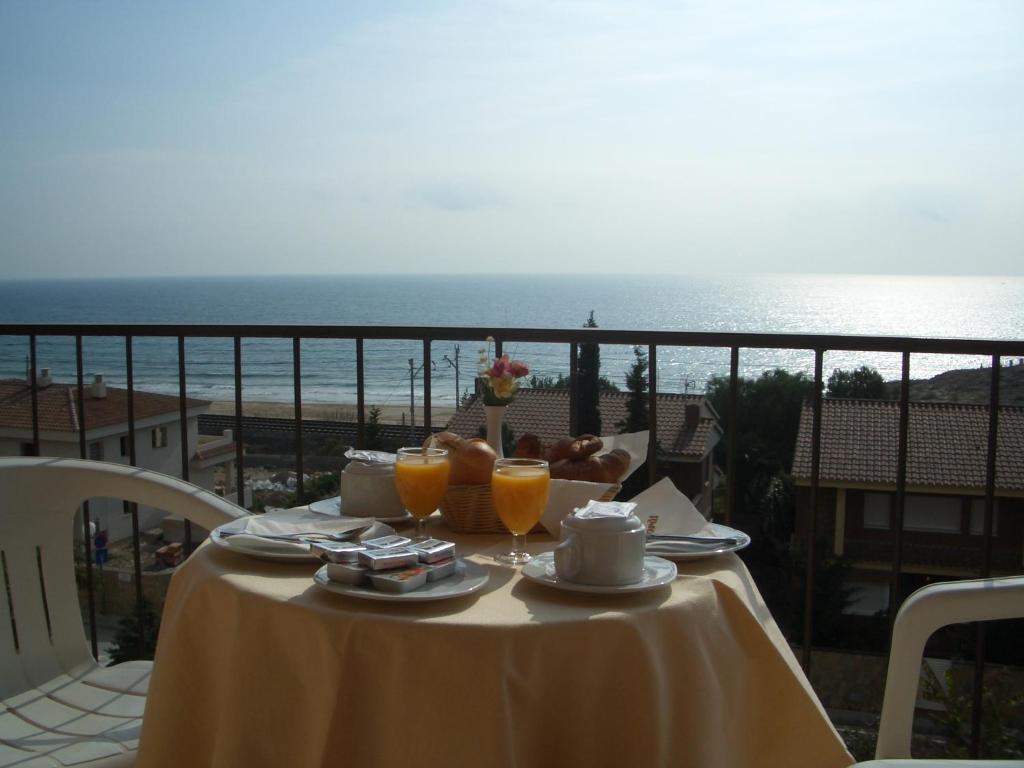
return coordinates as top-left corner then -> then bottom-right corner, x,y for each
883,361 -> 1024,406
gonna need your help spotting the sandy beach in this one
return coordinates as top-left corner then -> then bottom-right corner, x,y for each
208,400 -> 457,427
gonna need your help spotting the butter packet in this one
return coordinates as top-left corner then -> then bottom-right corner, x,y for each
364,534 -> 413,550
325,561 -> 370,586
310,540 -> 366,564
368,566 -> 429,593
420,557 -> 457,582
409,538 -> 456,564
359,547 -> 418,571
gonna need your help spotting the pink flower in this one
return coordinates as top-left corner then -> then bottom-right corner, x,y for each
509,360 -> 529,377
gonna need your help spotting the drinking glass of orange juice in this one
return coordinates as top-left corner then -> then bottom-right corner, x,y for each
491,458 -> 550,565
395,447 -> 450,539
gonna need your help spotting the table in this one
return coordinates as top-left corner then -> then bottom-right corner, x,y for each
136,519 -> 853,768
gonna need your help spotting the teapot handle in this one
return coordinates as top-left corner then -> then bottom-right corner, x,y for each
553,533 -> 579,580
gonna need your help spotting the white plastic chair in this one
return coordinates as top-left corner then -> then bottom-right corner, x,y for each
0,457 -> 248,768
854,575 -> 1024,767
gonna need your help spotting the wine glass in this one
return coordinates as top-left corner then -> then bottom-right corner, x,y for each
394,447 -> 450,539
491,458 -> 550,565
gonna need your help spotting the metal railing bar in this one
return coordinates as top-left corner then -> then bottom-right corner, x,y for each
356,338 -> 365,448
3,323 -> 1022,356
423,339 -> 432,435
177,336 -> 193,554
726,347 -> 739,526
75,335 -> 98,658
802,348 -> 824,673
125,336 -> 145,658
569,342 -> 579,436
293,338 -> 304,506
887,352 -> 911,640
648,344 -> 658,488
29,335 -> 39,456
969,354 -> 1001,757
233,337 -> 244,509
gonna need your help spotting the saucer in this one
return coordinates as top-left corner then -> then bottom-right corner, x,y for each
308,495 -> 412,524
644,523 -> 751,562
521,553 -> 677,594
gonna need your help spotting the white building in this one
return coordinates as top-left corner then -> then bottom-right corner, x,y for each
0,372 -> 246,541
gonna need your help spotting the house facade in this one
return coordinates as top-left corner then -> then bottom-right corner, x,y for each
792,398 -> 1024,615
446,388 -> 722,513
0,373 -> 242,541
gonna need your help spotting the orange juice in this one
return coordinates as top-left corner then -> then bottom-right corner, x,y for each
394,457 -> 450,518
491,465 -> 550,534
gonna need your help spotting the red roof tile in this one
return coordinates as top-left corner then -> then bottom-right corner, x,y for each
445,388 -> 718,458
792,399 -> 1024,492
0,379 -> 209,433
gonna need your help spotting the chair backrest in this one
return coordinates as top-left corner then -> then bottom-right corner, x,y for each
875,574 -> 1024,759
0,457 -> 248,699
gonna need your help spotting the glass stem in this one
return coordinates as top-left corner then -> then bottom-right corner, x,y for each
512,532 -> 526,556
415,517 -> 428,539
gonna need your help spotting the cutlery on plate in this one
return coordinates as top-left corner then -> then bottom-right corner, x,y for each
220,525 -> 372,542
646,533 -> 739,546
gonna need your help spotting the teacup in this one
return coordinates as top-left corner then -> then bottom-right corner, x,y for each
553,505 -> 646,586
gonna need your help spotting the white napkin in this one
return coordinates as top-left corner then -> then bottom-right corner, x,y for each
222,511 -> 393,554
598,430 -> 648,483
631,477 -> 714,537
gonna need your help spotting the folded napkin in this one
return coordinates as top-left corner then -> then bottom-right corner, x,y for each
631,477 -> 714,537
222,511 -> 393,554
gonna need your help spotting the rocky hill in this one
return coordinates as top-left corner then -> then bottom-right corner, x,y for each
884,361 -> 1024,405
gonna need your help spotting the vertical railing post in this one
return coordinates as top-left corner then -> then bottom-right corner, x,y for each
726,347 -> 739,526
647,344 -> 658,488
887,352 -> 911,638
29,334 -> 40,456
75,335 -> 98,658
177,336 -> 193,553
125,335 -> 145,658
569,342 -> 579,436
970,354 -> 1001,757
356,338 -> 365,449
233,337 -> 245,509
292,338 -> 304,506
423,339 -> 432,438
801,348 -> 824,673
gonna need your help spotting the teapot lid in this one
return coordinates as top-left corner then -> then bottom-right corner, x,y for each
564,500 -> 643,532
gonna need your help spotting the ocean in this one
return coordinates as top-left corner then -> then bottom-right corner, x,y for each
0,273 -> 1021,409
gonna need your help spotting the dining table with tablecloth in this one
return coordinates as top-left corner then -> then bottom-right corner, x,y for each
135,515 -> 853,768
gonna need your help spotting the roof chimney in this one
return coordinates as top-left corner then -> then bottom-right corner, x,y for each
91,374 -> 107,399
684,403 -> 700,432
36,368 -> 52,389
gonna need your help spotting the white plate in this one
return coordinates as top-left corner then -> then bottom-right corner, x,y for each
308,496 -> 412,525
211,510 -> 391,563
521,553 -> 677,594
313,559 -> 490,602
644,523 -> 751,562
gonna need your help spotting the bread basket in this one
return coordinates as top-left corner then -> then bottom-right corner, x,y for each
440,483 -> 621,534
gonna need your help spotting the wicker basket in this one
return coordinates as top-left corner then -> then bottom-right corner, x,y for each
440,483 -> 621,534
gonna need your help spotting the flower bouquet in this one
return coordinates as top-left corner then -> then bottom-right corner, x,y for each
479,351 -> 530,406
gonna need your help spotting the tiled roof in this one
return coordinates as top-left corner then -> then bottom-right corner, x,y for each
0,379 -> 209,433
445,388 -> 718,458
792,399 -> 1024,492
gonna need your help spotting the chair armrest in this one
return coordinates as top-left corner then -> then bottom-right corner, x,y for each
875,575 -> 1024,759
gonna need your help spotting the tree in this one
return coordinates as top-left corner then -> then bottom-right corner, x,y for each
527,372 -> 619,392
826,366 -> 888,399
107,598 -> 160,664
365,405 -> 384,450
576,311 -> 602,435
618,345 -> 649,433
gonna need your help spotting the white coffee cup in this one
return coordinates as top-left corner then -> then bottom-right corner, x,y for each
553,510 -> 646,586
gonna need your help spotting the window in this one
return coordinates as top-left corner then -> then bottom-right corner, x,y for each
904,495 -> 961,534
863,493 -> 890,530
88,442 -> 103,461
152,427 -> 167,449
969,499 -> 999,536
120,436 -> 129,456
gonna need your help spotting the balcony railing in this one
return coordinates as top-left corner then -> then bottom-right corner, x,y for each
3,321 -> 1023,757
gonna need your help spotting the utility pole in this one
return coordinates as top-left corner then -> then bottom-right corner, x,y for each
443,345 -> 461,411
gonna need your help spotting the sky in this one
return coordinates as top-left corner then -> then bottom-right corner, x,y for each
1,1 -> 1022,279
